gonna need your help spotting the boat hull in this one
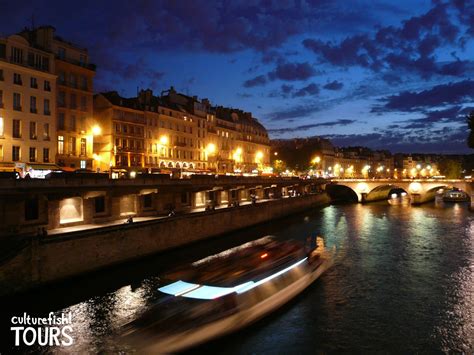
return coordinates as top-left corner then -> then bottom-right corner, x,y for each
143,256 -> 333,354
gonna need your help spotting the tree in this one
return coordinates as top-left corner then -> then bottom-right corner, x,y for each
468,111 -> 474,149
438,159 -> 462,179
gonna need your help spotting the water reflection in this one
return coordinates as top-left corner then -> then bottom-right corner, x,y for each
0,202 -> 472,353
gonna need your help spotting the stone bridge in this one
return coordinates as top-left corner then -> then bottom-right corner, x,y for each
327,179 -> 473,205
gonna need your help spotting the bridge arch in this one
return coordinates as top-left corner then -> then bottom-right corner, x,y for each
325,183 -> 359,203
365,184 -> 409,202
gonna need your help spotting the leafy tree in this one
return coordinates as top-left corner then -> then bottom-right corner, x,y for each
468,111 -> 474,149
438,159 -> 462,179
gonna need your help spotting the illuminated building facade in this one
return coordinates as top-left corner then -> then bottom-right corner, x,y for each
0,33 -> 57,173
93,92 -> 145,172
19,26 -> 96,170
93,87 -> 271,173
210,106 -> 270,173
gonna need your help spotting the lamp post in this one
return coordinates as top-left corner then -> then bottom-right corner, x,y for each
206,143 -> 217,172
311,156 -> 321,176
233,147 -> 242,173
91,124 -> 102,172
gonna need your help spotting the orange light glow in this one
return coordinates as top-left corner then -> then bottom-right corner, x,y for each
260,253 -> 268,259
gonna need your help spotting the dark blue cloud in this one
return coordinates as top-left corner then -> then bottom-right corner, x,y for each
293,83 -> 319,97
243,75 -> 268,88
268,62 -> 317,81
374,80 -> 474,112
302,2 -> 472,80
323,80 -> 344,90
268,119 -> 356,134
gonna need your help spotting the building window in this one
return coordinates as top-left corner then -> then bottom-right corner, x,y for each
13,73 -> 22,85
0,90 -> 3,108
13,119 -> 21,138
80,160 -> 86,169
44,99 -> 50,115
94,196 -> 106,214
58,135 -> 64,154
143,194 -> 153,209
43,123 -> 50,140
58,91 -> 66,107
12,146 -> 20,161
58,71 -> 65,85
13,93 -> 21,111
81,76 -> 88,90
58,47 -> 66,60
70,115 -> 76,131
43,148 -> 49,163
80,138 -> 86,156
0,145 -> 3,160
0,69 -> 3,81
11,47 -> 23,64
30,96 -> 37,113
30,121 -> 37,140
79,54 -> 87,66
70,94 -> 76,109
69,136 -> 76,155
25,198 -> 39,221
0,116 -> 3,136
44,80 -> 51,91
58,112 -> 65,130
30,77 -> 38,89
81,96 -> 87,111
29,147 -> 36,162
69,74 -> 77,88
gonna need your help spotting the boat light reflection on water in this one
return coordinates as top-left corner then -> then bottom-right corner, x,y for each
158,257 -> 308,300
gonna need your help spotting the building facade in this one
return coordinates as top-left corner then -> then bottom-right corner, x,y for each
93,88 -> 271,174
0,34 -> 57,174
93,92 -> 146,173
19,26 -> 96,170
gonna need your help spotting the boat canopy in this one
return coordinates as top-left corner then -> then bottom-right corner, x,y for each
158,257 -> 307,300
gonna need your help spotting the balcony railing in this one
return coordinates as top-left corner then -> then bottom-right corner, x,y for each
56,55 -> 96,71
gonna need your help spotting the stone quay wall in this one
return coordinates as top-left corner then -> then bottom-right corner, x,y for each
0,193 -> 330,296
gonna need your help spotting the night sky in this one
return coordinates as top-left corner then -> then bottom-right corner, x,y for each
1,0 -> 473,153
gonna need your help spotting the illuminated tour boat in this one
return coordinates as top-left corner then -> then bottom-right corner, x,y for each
122,236 -> 334,353
442,188 -> 470,202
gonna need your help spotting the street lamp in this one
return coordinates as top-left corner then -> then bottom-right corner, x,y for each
159,135 -> 169,145
92,125 -> 102,136
206,143 -> 217,171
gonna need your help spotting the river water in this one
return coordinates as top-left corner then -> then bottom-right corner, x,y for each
1,200 -> 473,353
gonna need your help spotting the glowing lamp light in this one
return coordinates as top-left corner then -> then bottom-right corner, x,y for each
206,143 -> 216,155
356,182 -> 369,193
130,171 -> 137,179
391,193 -> 397,199
92,153 -> 101,161
92,125 -> 101,136
409,182 -> 422,194
260,253 -> 268,259
256,151 -> 264,160
312,156 -> 321,164
159,135 -> 169,145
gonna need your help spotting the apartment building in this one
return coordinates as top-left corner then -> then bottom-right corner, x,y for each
20,26 -> 96,170
93,91 -> 146,172
0,33 -> 57,174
